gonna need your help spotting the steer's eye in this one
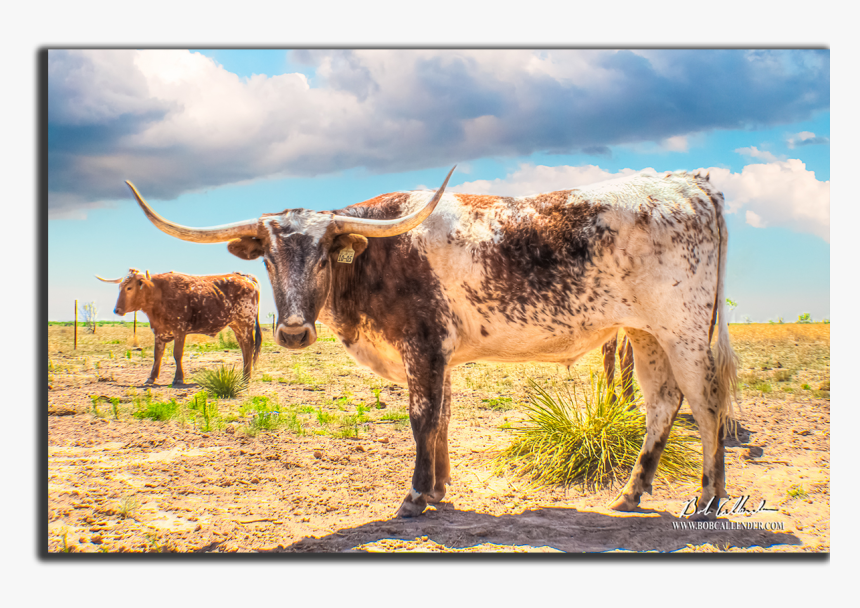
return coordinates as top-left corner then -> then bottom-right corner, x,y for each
319,258 -> 328,269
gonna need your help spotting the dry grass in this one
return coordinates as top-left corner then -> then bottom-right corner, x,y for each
47,322 -> 830,430
728,323 -> 829,398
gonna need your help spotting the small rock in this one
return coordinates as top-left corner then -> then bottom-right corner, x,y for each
377,437 -> 389,444
355,445 -> 366,452
225,425 -> 235,435
91,535 -> 103,544
195,524 -> 202,531
313,450 -> 322,459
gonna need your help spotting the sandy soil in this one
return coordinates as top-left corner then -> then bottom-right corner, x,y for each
46,324 -> 830,553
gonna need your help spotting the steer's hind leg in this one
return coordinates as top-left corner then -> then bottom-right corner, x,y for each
609,329 -> 683,512
663,337 -> 729,518
231,323 -> 254,380
396,356 -> 449,518
602,333 -> 619,404
426,370 -> 452,504
172,333 -> 186,386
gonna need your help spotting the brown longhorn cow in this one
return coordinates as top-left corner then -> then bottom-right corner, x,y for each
125,167 -> 738,518
96,269 -> 262,386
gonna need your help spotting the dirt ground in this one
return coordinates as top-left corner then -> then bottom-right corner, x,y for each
46,323 -> 830,553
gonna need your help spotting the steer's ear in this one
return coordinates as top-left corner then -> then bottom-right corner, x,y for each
228,237 -> 264,260
330,234 -> 369,259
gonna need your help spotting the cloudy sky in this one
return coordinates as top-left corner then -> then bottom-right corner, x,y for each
48,48 -> 830,322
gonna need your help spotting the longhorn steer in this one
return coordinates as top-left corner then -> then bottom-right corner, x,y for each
126,167 -> 738,517
97,269 -> 262,385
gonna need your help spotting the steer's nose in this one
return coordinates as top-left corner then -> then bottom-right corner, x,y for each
276,322 -> 317,349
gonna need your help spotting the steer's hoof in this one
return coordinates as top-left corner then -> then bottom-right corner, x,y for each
425,486 -> 447,505
395,493 -> 427,518
144,378 -> 155,386
608,493 -> 640,512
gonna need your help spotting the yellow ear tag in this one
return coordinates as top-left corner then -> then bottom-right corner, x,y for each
337,246 -> 355,264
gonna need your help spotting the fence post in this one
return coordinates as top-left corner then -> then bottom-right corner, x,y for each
74,299 -> 78,350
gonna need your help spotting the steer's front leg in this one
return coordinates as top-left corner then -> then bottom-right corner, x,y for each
146,336 -> 168,385
396,356 -> 450,518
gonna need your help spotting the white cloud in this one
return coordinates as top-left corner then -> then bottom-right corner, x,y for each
707,159 -> 829,241
662,135 -> 689,152
448,160 -> 829,242
451,164 -> 655,197
48,49 -> 830,215
734,146 -> 780,162
787,131 -> 830,148
745,210 -> 766,228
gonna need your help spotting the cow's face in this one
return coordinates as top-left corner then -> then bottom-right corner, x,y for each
227,212 -> 368,349
113,274 -> 153,316
125,166 -> 454,349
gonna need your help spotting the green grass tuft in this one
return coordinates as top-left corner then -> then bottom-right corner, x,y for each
480,396 -> 517,411
787,485 -> 809,499
494,374 -> 700,490
196,365 -> 248,398
133,397 -> 179,421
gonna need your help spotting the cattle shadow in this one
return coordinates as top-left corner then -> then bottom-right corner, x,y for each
267,505 -> 803,554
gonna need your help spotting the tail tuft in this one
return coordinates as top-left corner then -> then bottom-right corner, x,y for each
253,313 -> 262,365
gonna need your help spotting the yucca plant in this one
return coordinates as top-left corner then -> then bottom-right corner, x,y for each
494,373 -> 700,490
195,365 -> 248,398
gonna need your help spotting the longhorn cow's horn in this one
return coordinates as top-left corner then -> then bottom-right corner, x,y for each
125,181 -> 259,243
95,275 -> 123,284
330,166 -> 456,238
145,270 -> 151,280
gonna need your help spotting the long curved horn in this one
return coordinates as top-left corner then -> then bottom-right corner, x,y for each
95,275 -> 123,283
125,181 -> 259,243
331,166 -> 456,237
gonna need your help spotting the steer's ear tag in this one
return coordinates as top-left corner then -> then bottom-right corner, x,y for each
337,246 -> 355,264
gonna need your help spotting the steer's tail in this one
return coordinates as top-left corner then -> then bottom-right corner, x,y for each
709,185 -> 740,438
248,274 -> 262,366
253,309 -> 262,365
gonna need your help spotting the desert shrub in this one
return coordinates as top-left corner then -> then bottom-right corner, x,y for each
196,365 -> 248,398
82,301 -> 98,334
494,374 -> 700,490
773,369 -> 793,382
752,381 -> 772,394
797,313 -> 812,324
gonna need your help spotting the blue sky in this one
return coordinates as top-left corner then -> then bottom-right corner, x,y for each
47,49 -> 830,323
